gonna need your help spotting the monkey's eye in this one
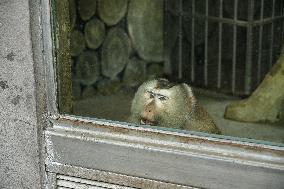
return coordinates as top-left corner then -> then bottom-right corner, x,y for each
147,91 -> 155,98
158,96 -> 168,101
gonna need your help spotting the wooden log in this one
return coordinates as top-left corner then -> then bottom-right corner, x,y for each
70,30 -> 85,57
97,78 -> 122,95
76,50 -> 100,85
78,0 -> 97,21
98,0 -> 128,26
69,0 -> 77,29
127,0 -> 164,62
147,63 -> 164,80
101,27 -> 131,78
84,18 -> 105,49
72,78 -> 82,100
123,57 -> 147,87
82,85 -> 97,99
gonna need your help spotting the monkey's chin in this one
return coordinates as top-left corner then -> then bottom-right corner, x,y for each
140,118 -> 157,126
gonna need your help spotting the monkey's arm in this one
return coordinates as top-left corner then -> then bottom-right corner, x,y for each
127,114 -> 140,125
186,105 -> 221,134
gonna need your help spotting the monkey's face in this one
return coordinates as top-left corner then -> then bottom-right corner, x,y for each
129,79 -> 191,128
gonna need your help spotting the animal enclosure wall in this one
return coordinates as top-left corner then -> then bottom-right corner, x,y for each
165,0 -> 284,96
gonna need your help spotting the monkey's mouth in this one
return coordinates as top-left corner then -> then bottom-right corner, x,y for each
140,118 -> 158,126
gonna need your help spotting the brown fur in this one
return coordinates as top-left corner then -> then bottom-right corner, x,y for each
128,79 -> 221,134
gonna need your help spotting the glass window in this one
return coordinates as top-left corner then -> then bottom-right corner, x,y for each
54,0 -> 284,145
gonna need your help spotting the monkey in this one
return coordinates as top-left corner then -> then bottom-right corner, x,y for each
128,78 -> 221,134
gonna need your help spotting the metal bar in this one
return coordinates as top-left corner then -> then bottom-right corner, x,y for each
174,11 -> 284,27
269,0 -> 276,67
257,0 -> 264,84
163,0 -> 171,75
217,0 -> 223,89
283,2 -> 284,46
191,0 -> 195,82
283,20 -> 284,50
204,0 -> 209,86
282,2 -> 284,47
283,4 -> 284,47
178,0 -> 183,79
232,0 -> 238,94
244,0 -> 254,94
251,15 -> 284,25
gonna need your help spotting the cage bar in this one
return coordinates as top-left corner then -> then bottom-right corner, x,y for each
244,0 -> 254,94
257,0 -> 264,84
164,0 -> 172,75
204,0 -> 209,86
178,0 -> 183,79
282,5 -> 284,47
192,13 -> 284,27
217,0 -> 223,89
191,0 -> 195,82
269,0 -> 276,67
165,0 -> 283,96
232,0 -> 238,94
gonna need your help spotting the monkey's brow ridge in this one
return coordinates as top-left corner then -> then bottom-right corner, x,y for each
147,90 -> 168,99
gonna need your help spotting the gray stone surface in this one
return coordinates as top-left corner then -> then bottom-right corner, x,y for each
0,0 -> 42,188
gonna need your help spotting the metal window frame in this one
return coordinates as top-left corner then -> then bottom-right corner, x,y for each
34,0 -> 284,189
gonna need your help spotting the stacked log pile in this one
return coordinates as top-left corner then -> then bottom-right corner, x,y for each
70,0 -> 164,99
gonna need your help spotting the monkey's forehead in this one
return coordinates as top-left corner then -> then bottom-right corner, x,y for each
144,78 -> 179,88
144,79 -> 171,88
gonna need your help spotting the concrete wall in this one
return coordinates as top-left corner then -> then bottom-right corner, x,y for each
0,0 -> 42,188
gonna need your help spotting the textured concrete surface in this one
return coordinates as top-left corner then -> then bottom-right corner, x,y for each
0,0 -> 42,188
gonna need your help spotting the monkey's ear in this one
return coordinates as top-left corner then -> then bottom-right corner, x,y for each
181,83 -> 197,108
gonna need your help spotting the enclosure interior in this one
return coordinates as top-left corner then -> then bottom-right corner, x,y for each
66,0 -> 284,143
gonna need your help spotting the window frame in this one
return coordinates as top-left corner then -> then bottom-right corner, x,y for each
40,0 -> 284,188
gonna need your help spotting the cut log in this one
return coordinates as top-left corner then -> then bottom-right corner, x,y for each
70,30 -> 85,57
82,85 -> 97,99
97,78 -> 122,95
101,27 -> 131,78
76,50 -> 100,85
127,0 -> 164,62
72,78 -> 82,100
123,57 -> 147,87
84,18 -> 106,49
98,0 -> 128,26
78,0 -> 97,21
69,0 -> 77,29
147,63 -> 164,80
224,47 -> 284,123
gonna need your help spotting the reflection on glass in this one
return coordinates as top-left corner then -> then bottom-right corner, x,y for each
56,0 -> 284,144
